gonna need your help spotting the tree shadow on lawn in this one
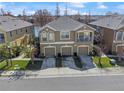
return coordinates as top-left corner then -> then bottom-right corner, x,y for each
26,60 -> 43,70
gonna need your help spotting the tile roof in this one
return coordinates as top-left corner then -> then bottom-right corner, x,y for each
90,15 -> 124,30
0,16 -> 33,32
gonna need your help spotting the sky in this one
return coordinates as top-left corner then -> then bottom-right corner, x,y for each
0,2 -> 124,16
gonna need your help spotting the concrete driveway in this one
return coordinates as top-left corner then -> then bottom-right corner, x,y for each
79,55 -> 96,70
41,57 -> 56,69
62,57 -> 79,70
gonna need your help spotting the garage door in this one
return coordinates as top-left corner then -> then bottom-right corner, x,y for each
78,47 -> 88,55
117,46 -> 124,54
45,47 -> 55,57
62,47 -> 72,56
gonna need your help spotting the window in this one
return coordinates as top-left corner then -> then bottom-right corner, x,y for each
10,31 -> 12,37
42,32 -> 47,41
79,32 -> 84,41
19,29 -> 22,32
49,32 -> 54,41
16,30 -> 18,34
26,29 -> 28,33
84,32 -> 91,41
116,32 -> 123,41
61,32 -> 70,40
78,32 -> 92,41
0,34 -> 4,42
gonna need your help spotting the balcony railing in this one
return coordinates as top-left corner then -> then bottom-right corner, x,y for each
42,38 -> 54,42
77,37 -> 92,42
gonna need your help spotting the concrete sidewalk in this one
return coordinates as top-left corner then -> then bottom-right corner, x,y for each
1,66 -> 124,79
24,67 -> 124,79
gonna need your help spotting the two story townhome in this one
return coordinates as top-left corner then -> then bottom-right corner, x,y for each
40,16 -> 95,57
0,16 -> 34,46
90,15 -> 124,55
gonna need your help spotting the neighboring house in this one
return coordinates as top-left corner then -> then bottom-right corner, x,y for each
0,16 -> 34,46
39,16 -> 95,57
90,15 -> 124,55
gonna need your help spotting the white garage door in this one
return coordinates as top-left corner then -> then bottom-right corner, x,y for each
62,47 -> 72,56
78,47 -> 88,55
45,47 -> 55,57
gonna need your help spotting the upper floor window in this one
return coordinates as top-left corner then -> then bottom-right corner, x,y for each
60,32 -> 70,40
49,32 -> 54,41
10,31 -> 13,37
16,30 -> 18,34
26,28 -> 28,33
0,34 -> 4,39
41,31 -> 54,41
42,31 -> 47,41
78,32 -> 92,41
116,31 -> 124,41
0,34 -> 4,43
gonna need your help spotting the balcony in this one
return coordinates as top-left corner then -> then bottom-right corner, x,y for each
76,32 -> 93,43
42,38 -> 54,42
77,36 -> 92,42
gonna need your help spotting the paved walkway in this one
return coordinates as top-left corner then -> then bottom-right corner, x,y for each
24,67 -> 124,79
62,57 -> 79,70
79,55 -> 96,70
41,58 -> 56,69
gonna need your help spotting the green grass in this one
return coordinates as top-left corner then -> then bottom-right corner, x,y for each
92,56 -> 112,68
0,60 -> 43,70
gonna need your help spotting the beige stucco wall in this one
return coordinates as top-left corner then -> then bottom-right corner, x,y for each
102,28 -> 114,52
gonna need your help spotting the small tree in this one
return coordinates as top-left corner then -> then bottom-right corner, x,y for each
0,45 -> 9,66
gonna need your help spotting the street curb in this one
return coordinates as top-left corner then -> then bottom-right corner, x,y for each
23,73 -> 124,79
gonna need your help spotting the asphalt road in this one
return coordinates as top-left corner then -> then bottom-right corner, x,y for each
0,75 -> 124,91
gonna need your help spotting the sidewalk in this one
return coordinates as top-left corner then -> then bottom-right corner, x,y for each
1,66 -> 124,79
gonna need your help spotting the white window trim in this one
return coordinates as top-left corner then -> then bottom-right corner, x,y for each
41,31 -> 47,41
48,32 -> 55,41
60,31 -> 70,40
41,31 -> 55,42
77,31 -> 93,41
116,31 -> 124,41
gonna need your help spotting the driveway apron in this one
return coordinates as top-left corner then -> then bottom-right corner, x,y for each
41,57 -> 56,69
79,55 -> 96,70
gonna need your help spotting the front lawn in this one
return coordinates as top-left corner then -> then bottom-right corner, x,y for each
92,56 -> 112,68
0,60 -> 43,70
